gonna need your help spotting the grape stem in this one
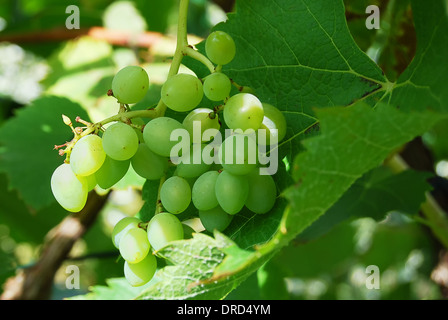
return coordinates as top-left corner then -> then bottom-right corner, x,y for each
184,46 -> 215,74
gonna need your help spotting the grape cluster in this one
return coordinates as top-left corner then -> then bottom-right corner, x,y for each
50,30 -> 287,287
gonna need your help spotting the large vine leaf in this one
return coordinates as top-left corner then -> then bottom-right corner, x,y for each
298,167 -> 434,242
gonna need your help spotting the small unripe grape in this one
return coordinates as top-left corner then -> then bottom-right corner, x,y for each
147,212 -> 184,251
70,135 -> 106,176
161,73 -> 203,112
112,66 -> 149,104
95,156 -> 130,189
205,31 -> 236,65
124,253 -> 157,287
199,206 -> 233,232
258,103 -> 287,146
131,143 -> 168,180
245,170 -> 277,214
111,216 -> 141,248
119,227 -> 150,264
143,117 -> 185,158
160,176 -> 191,214
203,72 -> 231,101
51,163 -> 88,212
224,93 -> 264,131
215,170 -> 249,215
192,171 -> 219,211
102,122 -> 139,161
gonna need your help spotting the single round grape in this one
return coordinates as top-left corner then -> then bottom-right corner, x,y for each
94,156 -> 130,189
199,206 -> 233,232
124,253 -> 157,287
70,134 -> 106,176
146,212 -> 184,251
111,216 -> 141,248
223,93 -> 264,131
161,73 -> 203,112
176,144 -> 211,179
245,170 -> 277,214
203,72 -> 231,101
205,31 -> 236,65
258,103 -> 287,146
182,108 -> 220,143
119,227 -> 150,264
51,163 -> 88,212
143,117 -> 185,157
215,170 -> 249,215
160,176 -> 191,214
102,122 -> 139,161
111,66 -> 149,104
218,134 -> 258,175
192,171 -> 219,211
131,143 -> 168,180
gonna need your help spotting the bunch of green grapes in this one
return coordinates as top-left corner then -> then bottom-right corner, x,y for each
50,31 -> 288,287
110,213 -> 185,286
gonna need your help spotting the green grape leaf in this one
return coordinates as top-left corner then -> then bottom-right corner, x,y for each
0,96 -> 90,210
298,167 -> 434,241
69,277 -> 155,300
388,0 -> 448,112
137,232 -> 235,300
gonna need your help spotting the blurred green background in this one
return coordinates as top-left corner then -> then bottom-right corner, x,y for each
0,0 -> 447,300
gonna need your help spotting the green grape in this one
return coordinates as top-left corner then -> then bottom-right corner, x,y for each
192,171 -> 219,211
160,176 -> 191,214
215,170 -> 249,215
258,103 -> 287,146
51,163 -> 88,212
111,66 -> 149,104
199,206 -> 233,232
124,253 -> 157,287
146,212 -> 184,251
119,227 -> 150,264
203,72 -> 231,101
245,170 -> 277,214
161,73 -> 203,112
218,133 -> 258,175
102,122 -> 139,161
223,93 -> 264,131
131,143 -> 168,180
205,31 -> 236,65
111,216 -> 141,248
182,108 -> 220,143
143,117 -> 185,157
70,134 -> 106,176
176,144 -> 211,178
94,156 -> 130,189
